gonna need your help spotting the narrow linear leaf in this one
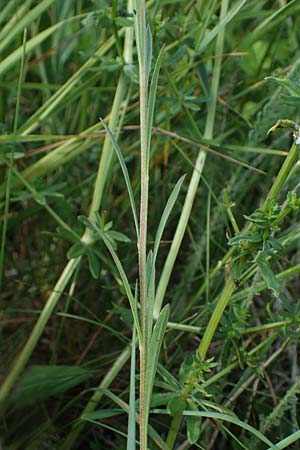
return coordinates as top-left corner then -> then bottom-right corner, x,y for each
83,409 -> 124,420
146,24 -> 153,81
146,250 -> 155,337
100,119 -> 139,239
127,327 -> 136,450
149,175 -> 185,321
197,0 -> 247,54
101,234 -> 141,343
146,46 -> 164,165
152,410 -> 278,450
145,304 -> 170,418
153,175 -> 186,264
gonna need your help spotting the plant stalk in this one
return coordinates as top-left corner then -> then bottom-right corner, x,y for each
134,1 -> 150,448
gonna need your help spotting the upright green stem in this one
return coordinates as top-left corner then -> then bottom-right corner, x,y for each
134,1 -> 150,448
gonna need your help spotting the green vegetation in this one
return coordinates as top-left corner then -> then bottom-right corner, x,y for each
1,1 -> 300,449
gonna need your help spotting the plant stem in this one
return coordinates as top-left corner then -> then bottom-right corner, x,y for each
266,143 -> 298,202
134,1 -> 150,448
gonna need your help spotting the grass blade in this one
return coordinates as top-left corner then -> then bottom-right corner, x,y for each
100,119 -> 139,239
127,326 -> 137,450
144,304 -> 170,420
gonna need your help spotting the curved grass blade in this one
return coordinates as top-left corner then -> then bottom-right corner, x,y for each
100,119 -> 139,239
152,409 -> 279,450
144,304 -> 170,421
127,326 -> 136,450
146,46 -> 164,167
101,234 -> 141,344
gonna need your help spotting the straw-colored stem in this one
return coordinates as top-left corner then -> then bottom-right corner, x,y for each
137,1 -> 149,447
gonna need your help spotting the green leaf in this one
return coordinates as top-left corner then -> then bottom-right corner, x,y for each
146,250 -> 155,337
101,234 -> 141,344
56,227 -> 80,244
11,365 -> 91,407
87,251 -> 100,279
268,236 -> 283,251
83,409 -> 124,420
146,24 -> 153,81
186,399 -> 201,445
144,304 -> 170,418
153,409 -> 278,449
78,215 -> 98,233
187,414 -> 201,444
257,259 -> 281,298
146,46 -> 164,166
67,242 -> 86,259
228,232 -> 261,246
100,120 -> 139,238
152,175 -> 185,318
167,395 -> 186,415
127,327 -> 137,450
108,230 -> 131,243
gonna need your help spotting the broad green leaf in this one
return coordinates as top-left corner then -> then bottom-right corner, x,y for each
78,215 -> 98,233
108,230 -> 131,243
87,251 -> 100,279
101,120 -> 139,238
167,396 -> 186,415
268,236 -> 283,251
57,227 -> 80,244
187,414 -> 201,445
11,365 -> 91,407
67,242 -> 87,259
145,304 -> 170,418
257,260 -> 281,298
228,232 -> 261,246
